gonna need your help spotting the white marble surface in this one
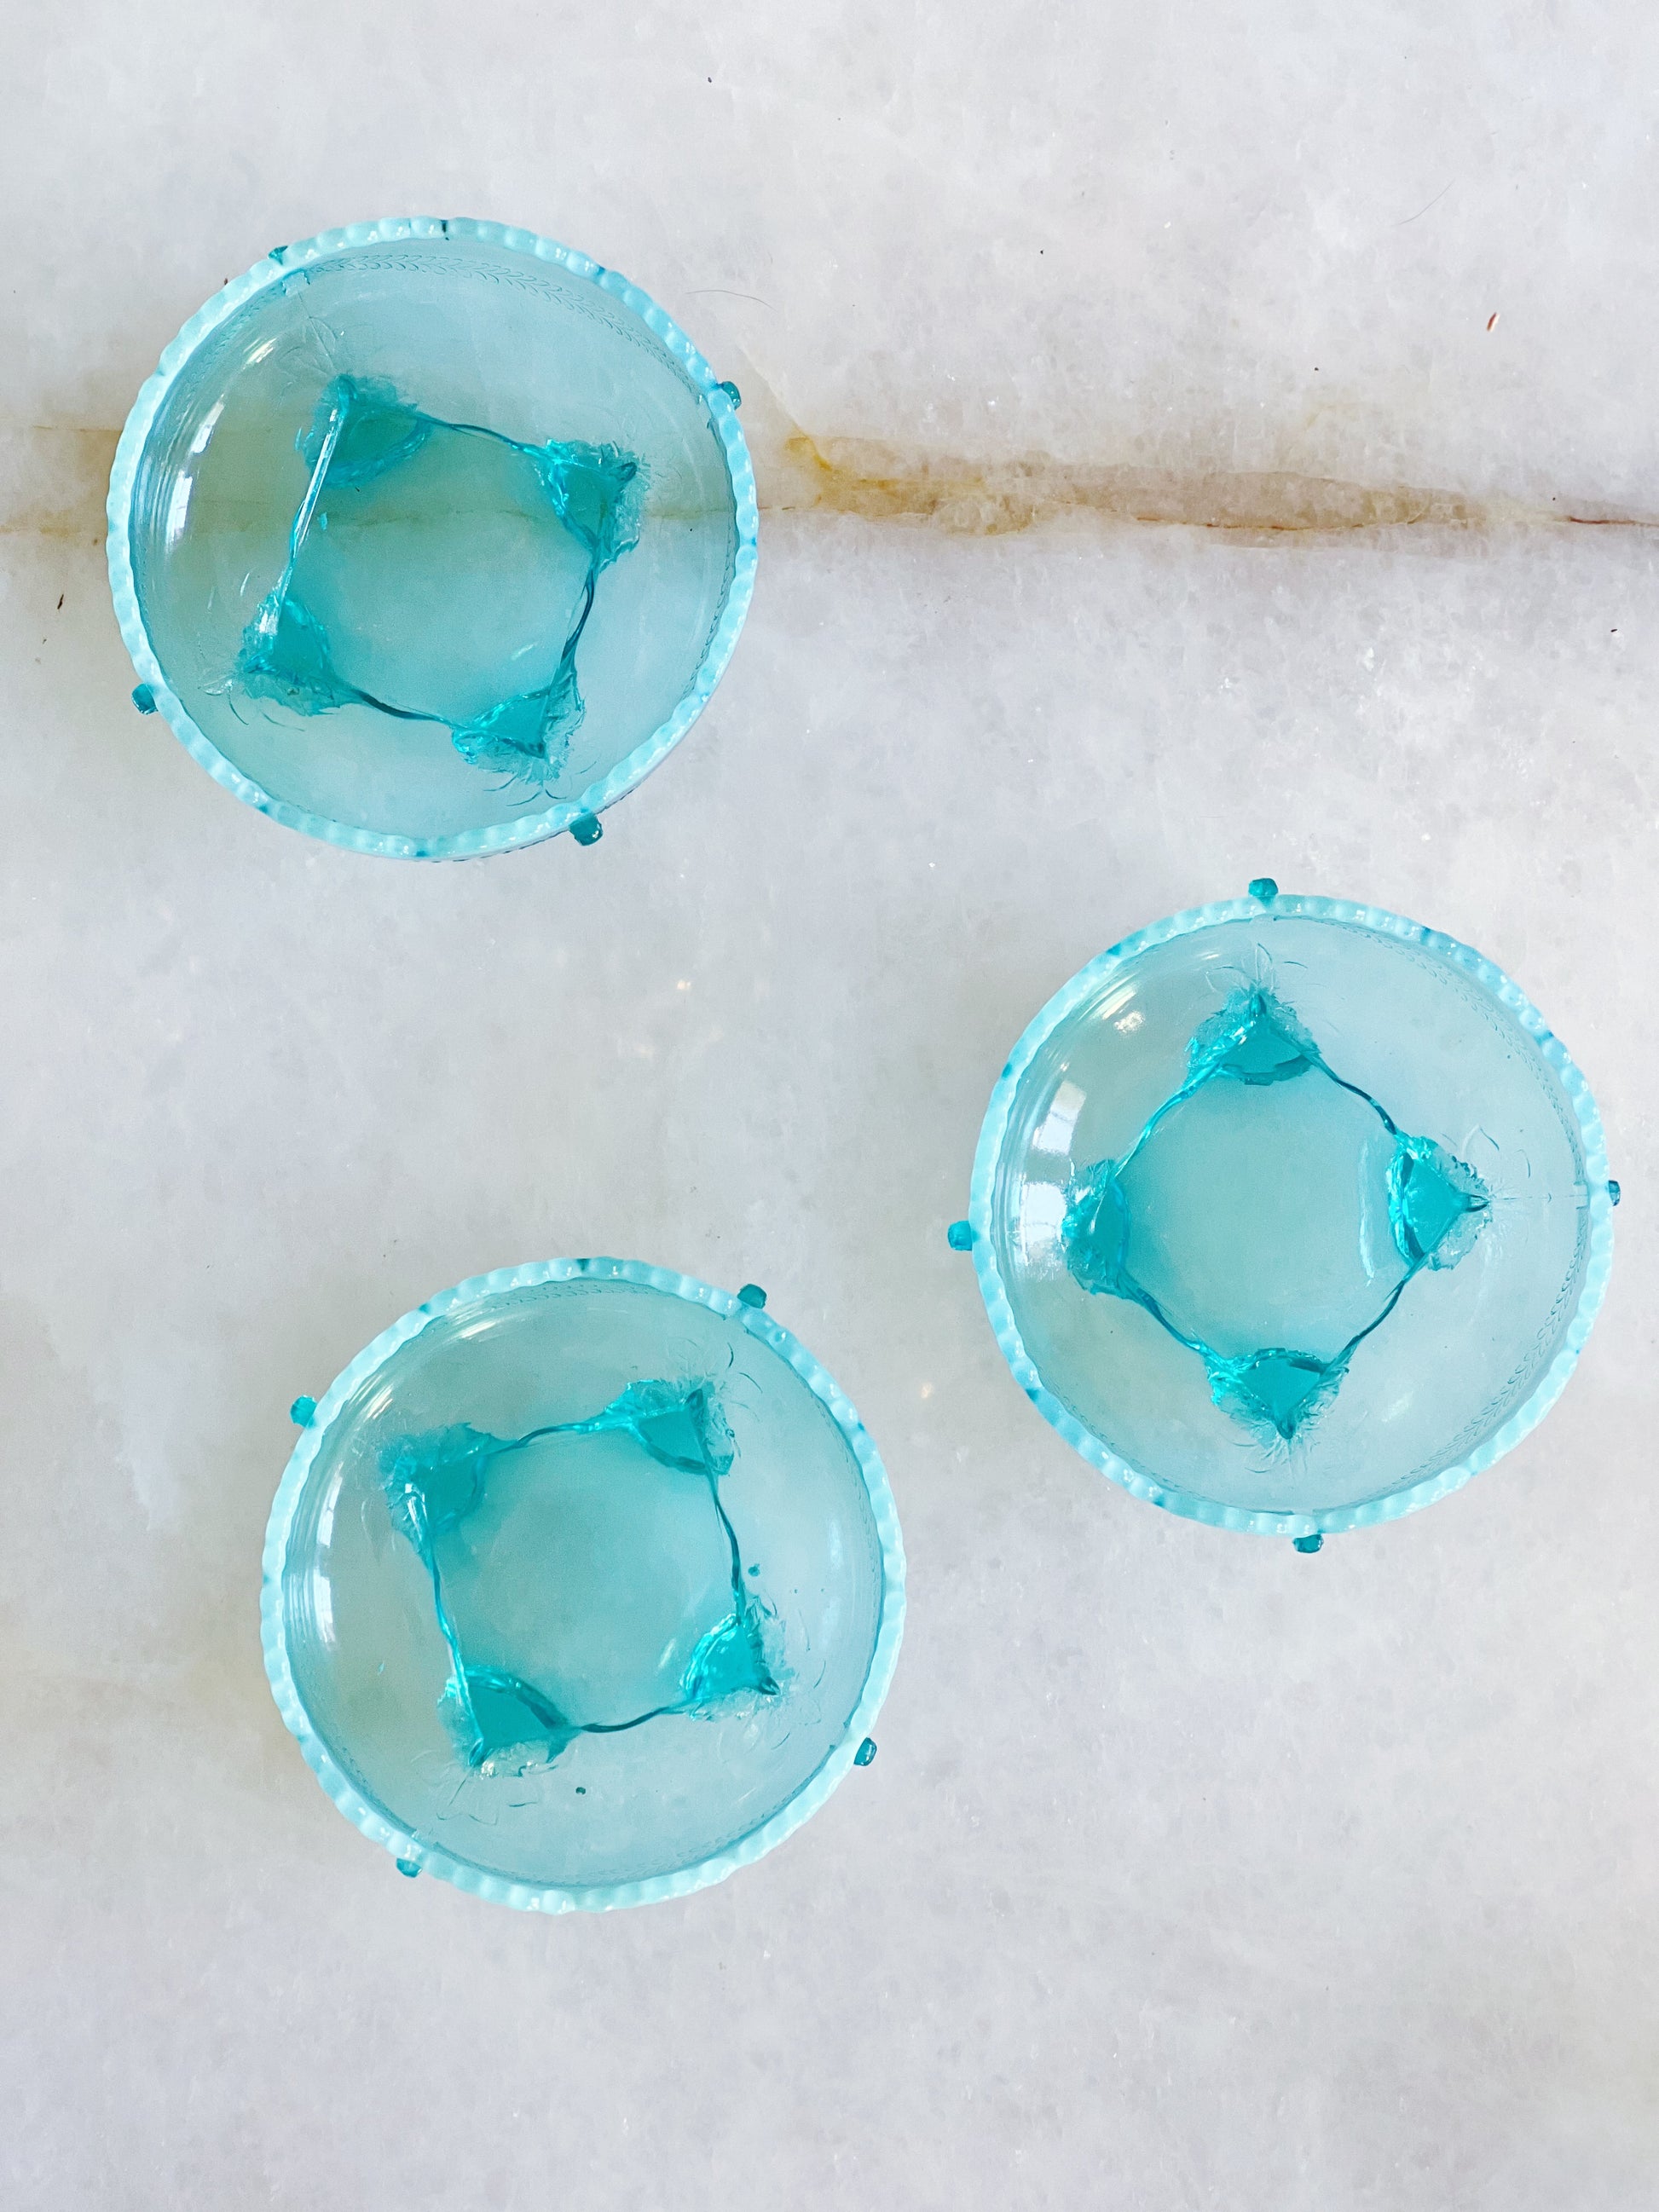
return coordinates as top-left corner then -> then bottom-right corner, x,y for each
4,7 -> 1659,2208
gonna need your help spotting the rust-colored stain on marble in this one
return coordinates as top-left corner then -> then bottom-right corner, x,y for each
768,430 -> 1656,539
3,421 -> 1656,543
0,428 -> 121,539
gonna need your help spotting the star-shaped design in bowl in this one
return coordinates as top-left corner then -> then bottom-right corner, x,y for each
1062,986 -> 1489,1443
379,1379 -> 778,1776
234,374 -> 644,789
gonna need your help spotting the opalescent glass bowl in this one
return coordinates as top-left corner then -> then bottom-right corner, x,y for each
959,887 -> 1615,1539
108,219 -> 757,858
262,1260 -> 904,1909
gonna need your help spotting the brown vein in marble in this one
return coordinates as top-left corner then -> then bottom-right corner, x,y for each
0,429 -> 123,540
769,430 -> 1659,539
5,421 -> 1659,542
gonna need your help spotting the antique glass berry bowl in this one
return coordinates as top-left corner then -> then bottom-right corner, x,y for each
109,219 -> 757,858
958,887 -> 1615,1539
263,1261 -> 904,1909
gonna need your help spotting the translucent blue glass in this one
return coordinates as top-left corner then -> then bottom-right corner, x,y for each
961,890 -> 1615,1539
263,1262 -> 904,1909
108,219 -> 757,858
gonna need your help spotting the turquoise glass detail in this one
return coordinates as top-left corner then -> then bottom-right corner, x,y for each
107,219 -> 758,859
1061,984 -> 1492,1446
379,1383 -> 777,1774
261,1260 -> 905,1911
964,893 -> 1615,1538
232,375 -> 645,788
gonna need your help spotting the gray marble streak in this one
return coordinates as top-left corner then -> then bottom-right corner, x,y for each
3,5 -> 1658,2209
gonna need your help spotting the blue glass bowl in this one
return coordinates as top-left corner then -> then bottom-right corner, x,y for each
262,1261 -> 904,1909
108,219 -> 757,858
959,888 -> 1615,1539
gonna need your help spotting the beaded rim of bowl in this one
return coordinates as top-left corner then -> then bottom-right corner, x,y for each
107,217 -> 759,860
262,1257 -> 905,1910
966,892 -> 1616,1539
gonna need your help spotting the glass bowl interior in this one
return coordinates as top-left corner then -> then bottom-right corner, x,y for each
971,898 -> 1612,1532
264,1264 -> 903,1905
113,222 -> 754,856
